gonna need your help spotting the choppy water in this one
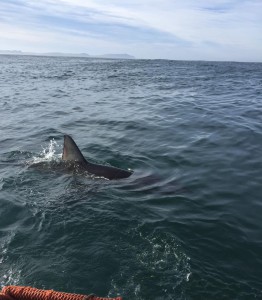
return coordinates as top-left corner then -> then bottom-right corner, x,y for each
0,55 -> 262,299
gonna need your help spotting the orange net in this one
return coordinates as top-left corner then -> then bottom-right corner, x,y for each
1,286 -> 122,300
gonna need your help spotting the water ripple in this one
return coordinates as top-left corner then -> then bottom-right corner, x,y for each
0,56 -> 262,299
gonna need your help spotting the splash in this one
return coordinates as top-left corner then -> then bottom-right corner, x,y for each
109,226 -> 191,299
0,232 -> 22,288
0,267 -> 22,288
31,139 -> 61,164
41,139 -> 58,160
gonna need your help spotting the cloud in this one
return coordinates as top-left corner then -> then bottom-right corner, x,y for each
0,0 -> 261,61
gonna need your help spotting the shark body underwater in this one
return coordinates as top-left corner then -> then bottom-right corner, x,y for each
32,135 -> 133,180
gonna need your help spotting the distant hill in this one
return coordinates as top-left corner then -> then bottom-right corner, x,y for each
42,52 -> 90,57
0,50 -> 135,59
0,50 -> 24,55
96,54 -> 135,59
0,50 -> 90,57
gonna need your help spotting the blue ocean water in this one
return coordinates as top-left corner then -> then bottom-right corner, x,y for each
0,55 -> 262,299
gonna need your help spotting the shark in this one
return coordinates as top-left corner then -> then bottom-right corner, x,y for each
29,135 -> 133,180
60,135 -> 133,180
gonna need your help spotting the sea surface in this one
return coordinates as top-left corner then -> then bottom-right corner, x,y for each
0,55 -> 262,300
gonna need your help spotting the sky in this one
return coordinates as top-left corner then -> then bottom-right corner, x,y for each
0,0 -> 262,61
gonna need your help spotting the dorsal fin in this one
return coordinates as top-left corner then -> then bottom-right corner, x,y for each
62,135 -> 87,163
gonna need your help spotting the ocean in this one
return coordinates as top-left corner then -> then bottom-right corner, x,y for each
0,55 -> 262,299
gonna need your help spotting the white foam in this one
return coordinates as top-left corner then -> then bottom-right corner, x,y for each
31,139 -> 62,164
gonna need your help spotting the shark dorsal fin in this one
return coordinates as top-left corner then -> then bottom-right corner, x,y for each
62,135 -> 87,163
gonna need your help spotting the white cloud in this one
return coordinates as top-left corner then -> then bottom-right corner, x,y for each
0,0 -> 261,61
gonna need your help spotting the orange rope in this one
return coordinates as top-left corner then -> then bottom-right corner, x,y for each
1,286 -> 122,300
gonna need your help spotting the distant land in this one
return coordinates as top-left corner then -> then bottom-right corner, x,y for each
0,50 -> 135,59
